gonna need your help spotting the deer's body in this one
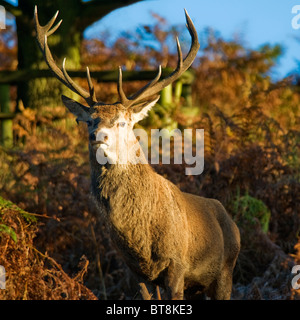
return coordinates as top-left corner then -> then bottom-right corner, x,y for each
90,154 -> 240,299
35,6 -> 240,299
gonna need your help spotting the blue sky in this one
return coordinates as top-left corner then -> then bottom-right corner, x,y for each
84,0 -> 300,79
4,0 -> 300,79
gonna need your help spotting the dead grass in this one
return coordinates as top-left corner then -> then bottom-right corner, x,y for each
0,196 -> 97,300
0,30 -> 299,299
0,100 -> 299,300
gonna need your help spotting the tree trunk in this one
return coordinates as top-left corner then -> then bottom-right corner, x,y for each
8,0 -> 144,109
16,1 -> 81,109
0,84 -> 13,147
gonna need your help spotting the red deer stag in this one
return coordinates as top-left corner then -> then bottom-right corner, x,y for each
34,6 -> 240,300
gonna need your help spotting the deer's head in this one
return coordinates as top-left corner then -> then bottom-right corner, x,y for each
34,6 -> 199,164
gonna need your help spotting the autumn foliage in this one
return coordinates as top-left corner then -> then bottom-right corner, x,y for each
0,13 -> 299,299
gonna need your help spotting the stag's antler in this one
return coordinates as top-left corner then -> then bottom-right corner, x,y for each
34,6 -> 97,107
34,7 -> 199,109
120,9 -> 200,108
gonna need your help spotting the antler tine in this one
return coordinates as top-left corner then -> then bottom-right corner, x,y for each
129,65 -> 162,102
34,6 -> 97,107
126,9 -> 199,107
47,18 -> 62,37
34,6 -> 62,52
62,58 -> 97,105
43,36 -> 70,89
118,67 -> 129,105
86,67 -> 97,103
175,36 -> 183,71
182,8 -> 199,66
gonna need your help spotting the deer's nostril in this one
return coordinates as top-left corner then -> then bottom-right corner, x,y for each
95,131 -> 109,144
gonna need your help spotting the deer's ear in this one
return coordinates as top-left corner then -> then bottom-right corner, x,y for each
61,95 -> 91,123
131,96 -> 160,123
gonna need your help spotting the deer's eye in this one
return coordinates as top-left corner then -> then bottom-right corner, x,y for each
118,122 -> 126,128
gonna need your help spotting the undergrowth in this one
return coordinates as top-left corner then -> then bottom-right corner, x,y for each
0,95 -> 299,299
0,196 -> 97,300
0,22 -> 299,299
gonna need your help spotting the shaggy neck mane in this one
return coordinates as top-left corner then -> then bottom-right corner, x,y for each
89,147 -> 165,216
99,163 -> 157,202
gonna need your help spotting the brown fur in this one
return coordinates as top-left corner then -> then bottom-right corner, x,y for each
90,156 -> 240,300
36,6 -> 240,299
61,96 -> 240,300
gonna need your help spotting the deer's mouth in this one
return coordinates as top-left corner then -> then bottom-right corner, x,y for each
91,140 -> 109,150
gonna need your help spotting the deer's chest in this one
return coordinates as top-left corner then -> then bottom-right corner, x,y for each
107,209 -> 169,281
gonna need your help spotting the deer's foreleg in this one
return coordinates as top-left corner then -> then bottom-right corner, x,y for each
165,261 -> 185,300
